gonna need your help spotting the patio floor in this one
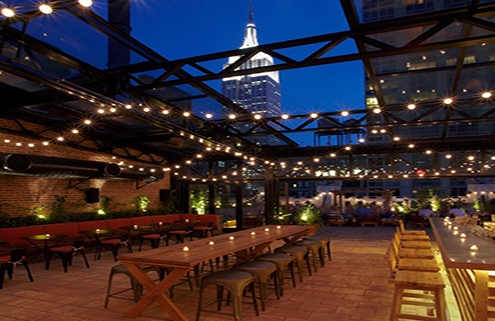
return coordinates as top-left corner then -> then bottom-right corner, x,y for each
0,226 -> 456,321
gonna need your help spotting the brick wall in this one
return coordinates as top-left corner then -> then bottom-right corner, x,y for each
0,131 -> 171,217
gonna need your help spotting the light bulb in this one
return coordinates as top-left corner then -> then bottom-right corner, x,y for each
78,0 -> 93,7
1,7 -> 15,17
39,4 -> 53,14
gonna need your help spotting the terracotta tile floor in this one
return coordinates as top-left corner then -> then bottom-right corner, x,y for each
0,233 -> 455,321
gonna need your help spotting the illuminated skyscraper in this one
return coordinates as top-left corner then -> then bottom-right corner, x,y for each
222,5 -> 281,121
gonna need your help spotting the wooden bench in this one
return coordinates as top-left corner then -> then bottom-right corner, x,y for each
326,218 -> 346,227
360,214 -> 380,227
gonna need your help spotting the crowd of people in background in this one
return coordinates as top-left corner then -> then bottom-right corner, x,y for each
318,200 -> 393,225
315,199 -> 480,226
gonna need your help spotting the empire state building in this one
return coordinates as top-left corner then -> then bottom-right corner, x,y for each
221,7 -> 281,120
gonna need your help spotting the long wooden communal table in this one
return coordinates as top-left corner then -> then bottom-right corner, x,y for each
117,224 -> 313,320
430,218 -> 495,321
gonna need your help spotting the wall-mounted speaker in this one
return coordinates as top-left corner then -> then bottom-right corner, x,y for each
86,188 -> 100,204
159,189 -> 170,202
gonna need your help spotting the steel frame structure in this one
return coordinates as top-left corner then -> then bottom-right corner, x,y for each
0,0 -> 494,181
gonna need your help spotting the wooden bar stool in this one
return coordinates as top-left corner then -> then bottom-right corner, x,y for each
195,270 -> 259,321
390,270 -> 447,321
392,233 -> 434,260
233,260 -> 279,311
394,230 -> 432,249
304,234 -> 331,262
255,252 -> 296,296
388,243 -> 440,278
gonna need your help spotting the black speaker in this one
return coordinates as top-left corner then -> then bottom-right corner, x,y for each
86,188 -> 100,204
159,189 -> 170,202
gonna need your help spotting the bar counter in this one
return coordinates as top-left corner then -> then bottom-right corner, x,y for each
430,217 -> 495,321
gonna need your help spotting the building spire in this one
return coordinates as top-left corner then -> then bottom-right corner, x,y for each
241,0 -> 258,48
249,0 -> 253,23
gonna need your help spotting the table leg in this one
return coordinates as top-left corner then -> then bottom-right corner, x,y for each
44,239 -> 50,270
281,229 -> 310,245
123,263 -> 190,320
235,241 -> 271,262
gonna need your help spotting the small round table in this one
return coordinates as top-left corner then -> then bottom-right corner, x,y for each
79,229 -> 116,260
22,234 -> 67,268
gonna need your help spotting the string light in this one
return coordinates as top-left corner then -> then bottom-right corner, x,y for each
78,0 -> 93,7
38,4 -> 53,15
482,92 -> 492,99
1,7 -> 15,17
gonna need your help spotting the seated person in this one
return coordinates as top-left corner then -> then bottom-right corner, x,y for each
418,205 -> 435,220
449,206 -> 466,217
463,203 -> 477,215
356,201 -> 373,219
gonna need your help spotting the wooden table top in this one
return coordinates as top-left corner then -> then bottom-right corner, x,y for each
118,225 -> 312,269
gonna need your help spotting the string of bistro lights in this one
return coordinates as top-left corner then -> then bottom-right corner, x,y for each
1,74 -> 494,181
1,1 -> 495,182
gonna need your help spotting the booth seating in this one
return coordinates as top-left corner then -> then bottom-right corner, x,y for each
0,214 -> 221,251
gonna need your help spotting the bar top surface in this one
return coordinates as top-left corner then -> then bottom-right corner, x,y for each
430,217 -> 495,270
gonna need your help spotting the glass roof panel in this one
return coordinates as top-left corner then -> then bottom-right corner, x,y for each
354,0 -> 489,24
456,65 -> 495,95
3,2 -> 148,69
22,10 -> 109,69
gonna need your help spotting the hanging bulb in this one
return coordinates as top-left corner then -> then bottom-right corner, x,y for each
39,3 -> 53,14
1,7 -> 15,18
78,0 -> 93,7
